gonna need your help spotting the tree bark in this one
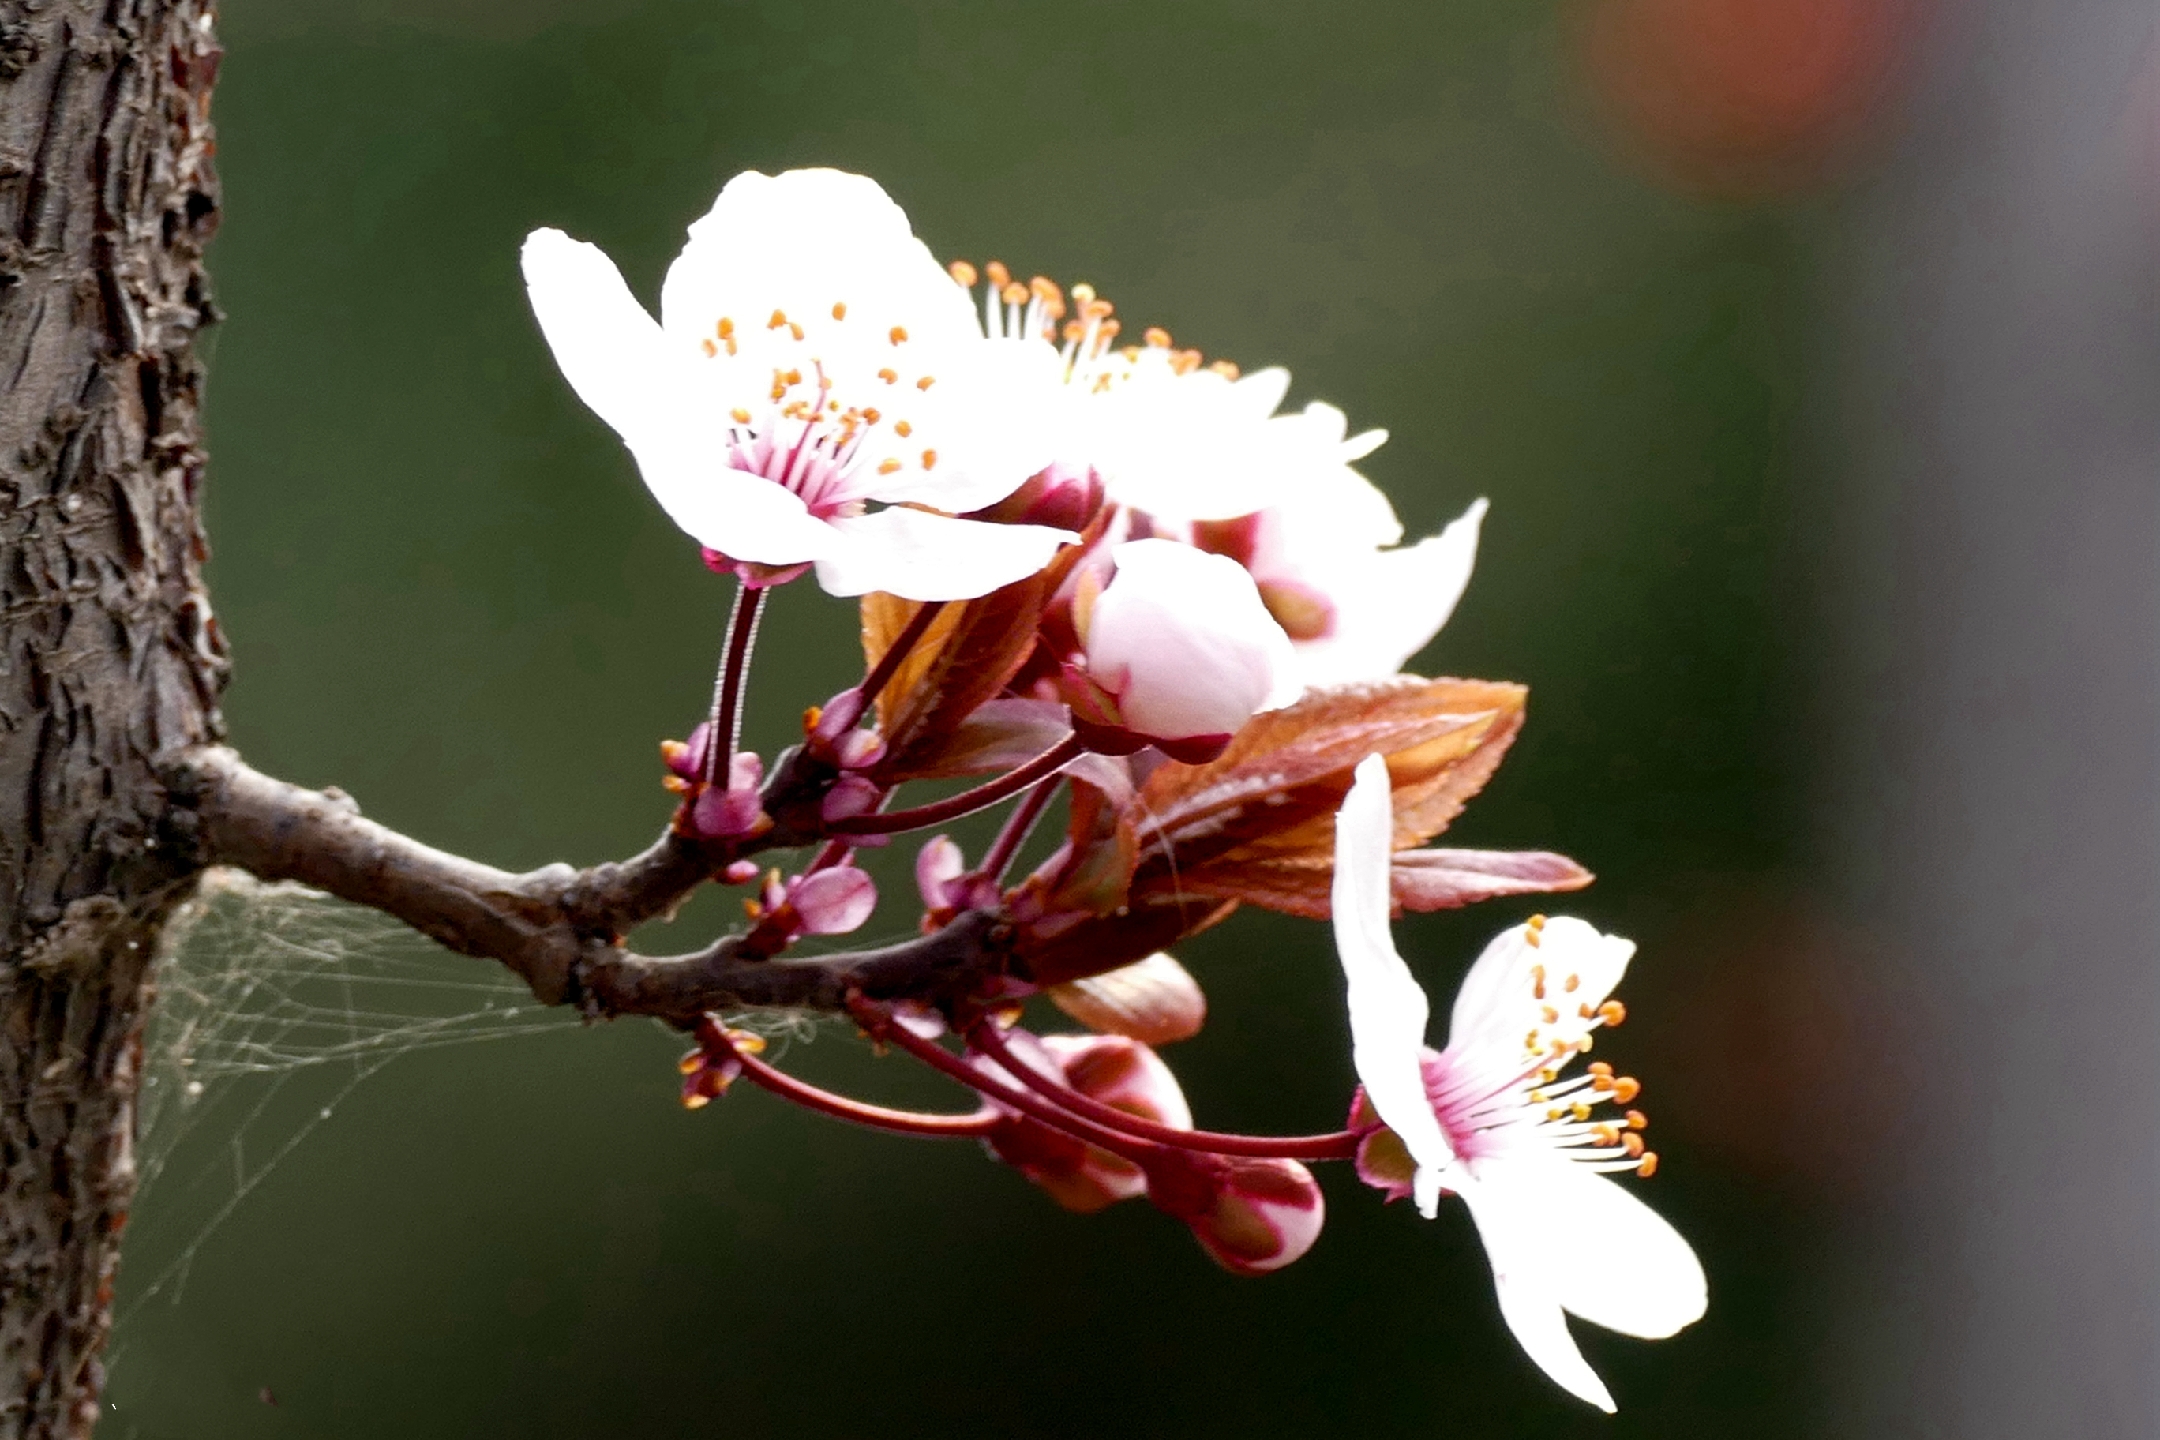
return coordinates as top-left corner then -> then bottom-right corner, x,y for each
0,3 -> 223,1435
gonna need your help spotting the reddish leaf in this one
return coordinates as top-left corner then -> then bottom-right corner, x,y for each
1166,847 -> 1593,920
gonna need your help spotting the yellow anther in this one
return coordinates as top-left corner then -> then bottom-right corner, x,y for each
1624,1109 -> 1647,1130
1525,1028 -> 1541,1052
894,420 -> 912,437
1542,1005 -> 1559,1024
1622,1132 -> 1645,1158
1524,926 -> 1542,950
717,317 -> 735,337
1144,326 -> 1173,348
878,367 -> 898,384
1579,1003 -> 1597,1019
681,1090 -> 711,1110
742,899 -> 763,920
1208,359 -> 1240,379
1636,1152 -> 1659,1178
1588,1060 -> 1614,1078
768,309 -> 788,329
1591,1074 -> 1616,1094
701,338 -> 718,357
784,368 -> 803,386
920,448 -> 938,469
730,407 -> 751,424
1564,973 -> 1581,993
1570,1102 -> 1591,1122
877,458 -> 902,474
889,325 -> 909,345
1592,1123 -> 1621,1146
831,301 -> 848,320
916,375 -> 936,391
949,259 -> 978,286
1531,965 -> 1547,1000
1070,282 -> 1097,304
788,322 -> 803,340
1529,1089 -> 1549,1104
1001,282 -> 1028,306
1170,349 -> 1202,375
677,1050 -> 704,1075
1611,1076 -> 1641,1104
862,407 -> 882,423
1599,1000 -> 1627,1027
1063,320 -> 1087,342
985,260 -> 1011,289
726,1030 -> 767,1055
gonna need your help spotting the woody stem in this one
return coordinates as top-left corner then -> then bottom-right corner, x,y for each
965,1022 -> 1362,1162
827,735 -> 1083,838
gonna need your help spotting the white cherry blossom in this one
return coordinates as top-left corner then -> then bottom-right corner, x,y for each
522,168 -> 1075,601
1331,753 -> 1707,1412
958,271 -> 1488,683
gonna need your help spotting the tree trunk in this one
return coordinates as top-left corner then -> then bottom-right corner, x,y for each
0,2 -> 222,1435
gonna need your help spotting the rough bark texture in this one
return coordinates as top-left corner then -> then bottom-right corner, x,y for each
0,2 -> 223,1435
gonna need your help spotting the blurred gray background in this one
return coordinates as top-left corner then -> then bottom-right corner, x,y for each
102,1 -> 2160,1436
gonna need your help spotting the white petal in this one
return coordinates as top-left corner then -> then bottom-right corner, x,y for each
1330,754 -> 1454,1214
521,227 -> 697,457
659,168 -> 977,353
815,508 -> 1074,601
1480,1159 -> 1708,1340
861,337 -> 1063,514
1447,915 -> 1636,1062
1460,1173 -> 1619,1412
1284,498 -> 1487,687
652,465 -> 843,564
1087,540 -> 1298,740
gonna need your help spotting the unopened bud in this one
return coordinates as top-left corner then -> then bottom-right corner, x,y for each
820,775 -> 883,825
786,866 -> 877,936
1076,540 -> 1299,762
977,1030 -> 1195,1214
1146,1152 -> 1326,1276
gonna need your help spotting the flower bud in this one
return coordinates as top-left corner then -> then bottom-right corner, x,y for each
786,866 -> 878,936
968,461 -> 1106,532
1076,539 -> 1299,762
820,775 -> 883,825
978,1030 -> 1193,1214
1144,1151 -> 1326,1276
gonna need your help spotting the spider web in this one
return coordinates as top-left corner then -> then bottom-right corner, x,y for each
119,869 -> 577,1318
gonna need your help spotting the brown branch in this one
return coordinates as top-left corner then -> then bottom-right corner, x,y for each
160,746 -> 1021,1028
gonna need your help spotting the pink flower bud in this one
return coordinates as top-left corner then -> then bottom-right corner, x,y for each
1144,1152 -> 1326,1276
916,835 -> 966,910
820,774 -> 883,825
969,461 -> 1107,532
809,687 -> 867,745
688,782 -> 765,839
977,1030 -> 1195,1215
786,866 -> 877,936
1080,539 -> 1299,756
721,859 -> 761,885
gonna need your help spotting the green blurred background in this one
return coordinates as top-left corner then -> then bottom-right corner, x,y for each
107,1 -> 1828,1434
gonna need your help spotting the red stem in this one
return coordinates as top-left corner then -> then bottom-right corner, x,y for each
966,1022 -> 1362,1162
859,600 -> 946,712
975,773 -> 1059,884
719,1036 -> 999,1139
705,584 -> 769,786
828,735 -> 1082,837
849,996 -> 1167,1165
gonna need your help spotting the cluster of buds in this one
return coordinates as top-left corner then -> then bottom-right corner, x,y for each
525,165 -> 1704,1411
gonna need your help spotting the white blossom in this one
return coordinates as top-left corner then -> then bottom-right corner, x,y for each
1331,753 -> 1707,1412
522,168 -> 1075,601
